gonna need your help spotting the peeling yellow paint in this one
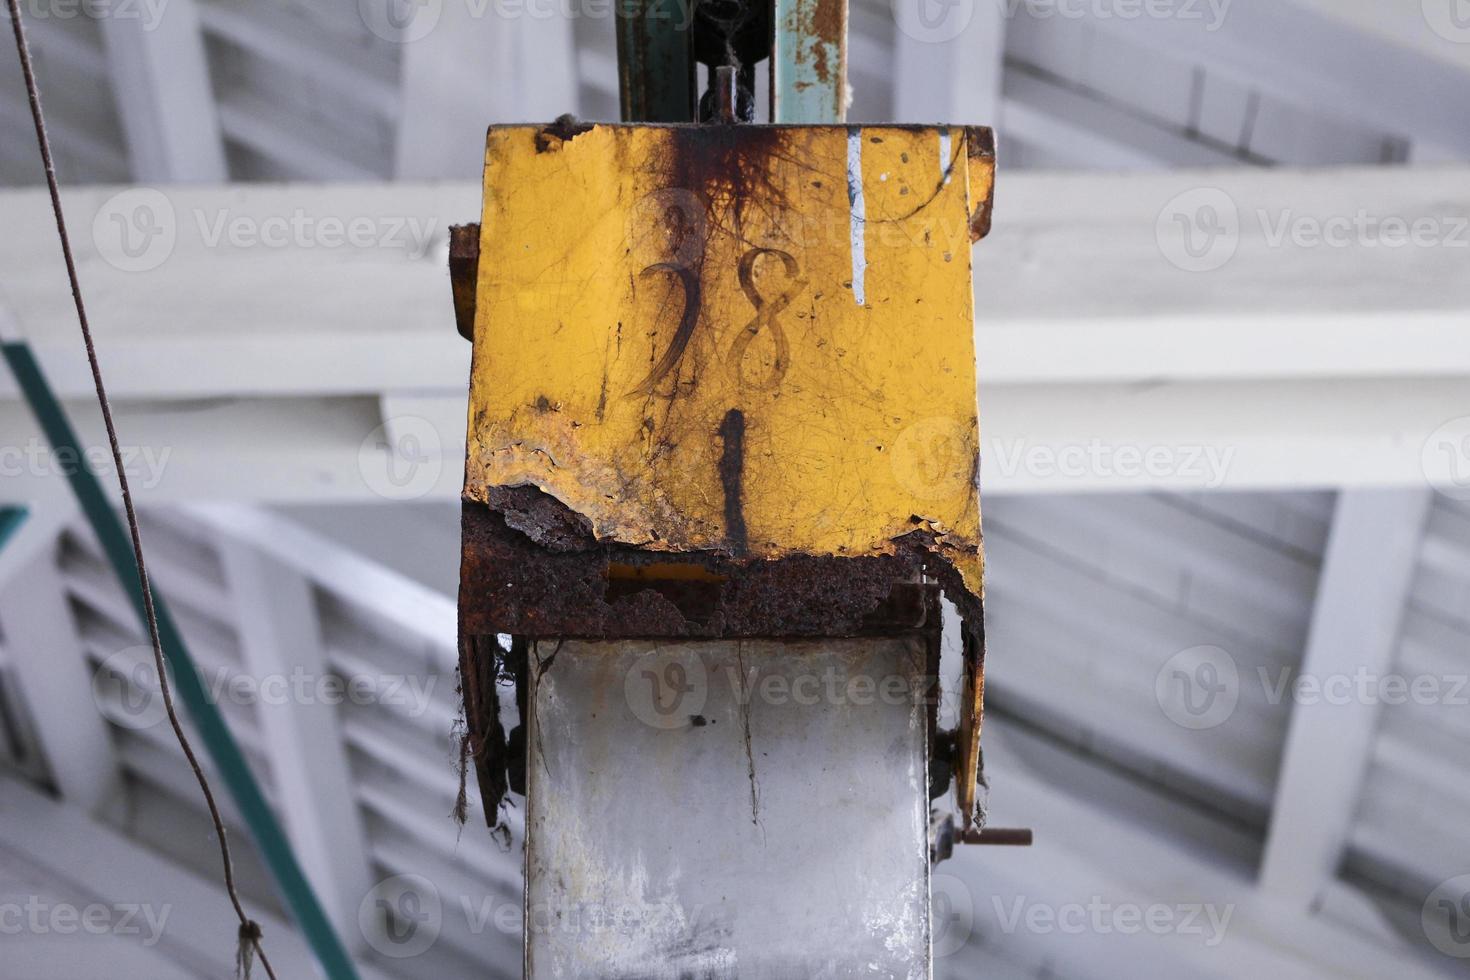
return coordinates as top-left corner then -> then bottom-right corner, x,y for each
466,121 -> 996,823
467,123 -> 988,600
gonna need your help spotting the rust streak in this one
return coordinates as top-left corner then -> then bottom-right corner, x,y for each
717,408 -> 748,555
457,498 -> 943,640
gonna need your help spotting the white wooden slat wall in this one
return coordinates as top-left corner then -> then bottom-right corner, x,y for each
983,491 -> 1328,823
4,505 -> 521,978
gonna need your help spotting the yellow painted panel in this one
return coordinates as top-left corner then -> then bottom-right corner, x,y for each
467,123 -> 986,597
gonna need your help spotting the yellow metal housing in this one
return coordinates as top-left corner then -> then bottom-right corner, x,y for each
467,123 -> 990,594
465,122 -> 995,820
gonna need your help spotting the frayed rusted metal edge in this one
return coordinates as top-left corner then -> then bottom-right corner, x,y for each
454,118 -> 995,827
457,490 -> 989,830
454,632 -> 507,835
966,125 -> 997,243
459,492 -> 958,640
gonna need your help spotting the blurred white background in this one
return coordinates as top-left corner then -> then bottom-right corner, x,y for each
1,0 -> 1469,977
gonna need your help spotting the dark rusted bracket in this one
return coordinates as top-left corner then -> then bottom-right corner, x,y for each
460,491 -> 946,640
449,224 -> 479,342
968,127 -> 997,242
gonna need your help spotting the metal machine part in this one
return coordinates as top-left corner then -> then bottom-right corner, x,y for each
454,117 -> 995,804
453,109 -> 997,976
523,638 -> 933,978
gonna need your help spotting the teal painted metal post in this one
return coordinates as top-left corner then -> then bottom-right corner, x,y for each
0,507 -> 26,552
772,0 -> 848,122
0,338 -> 360,980
616,0 -> 697,122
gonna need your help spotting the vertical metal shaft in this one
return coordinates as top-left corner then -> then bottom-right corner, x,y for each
616,0 -> 697,122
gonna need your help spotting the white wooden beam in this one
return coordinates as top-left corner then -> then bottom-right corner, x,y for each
0,373 -> 1462,502
0,501 -> 119,812
893,0 -> 1006,124
1258,489 -> 1433,907
5,170 -> 1469,395
0,166 -> 1466,498
392,2 -> 578,179
1001,73 -> 1243,170
98,0 -> 228,182
213,532 -> 376,951
186,504 -> 457,658
1068,0 -> 1470,158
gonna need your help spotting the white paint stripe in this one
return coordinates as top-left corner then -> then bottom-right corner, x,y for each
846,130 -> 866,307
939,129 -> 952,185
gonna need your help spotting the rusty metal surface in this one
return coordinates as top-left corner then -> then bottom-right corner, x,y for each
963,827 -> 1034,847
455,632 -> 506,831
456,119 -> 996,826
967,126 -> 997,241
460,493 -> 946,640
772,0 -> 848,122
955,615 -> 987,825
449,223 -> 479,342
464,123 -> 990,599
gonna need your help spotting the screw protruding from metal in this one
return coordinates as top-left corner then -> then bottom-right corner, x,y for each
962,827 -> 1034,847
714,65 -> 738,124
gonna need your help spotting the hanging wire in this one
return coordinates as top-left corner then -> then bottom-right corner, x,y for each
3,3 -> 277,976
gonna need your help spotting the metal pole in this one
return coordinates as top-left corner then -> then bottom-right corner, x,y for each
616,0 -> 698,121
771,0 -> 848,122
